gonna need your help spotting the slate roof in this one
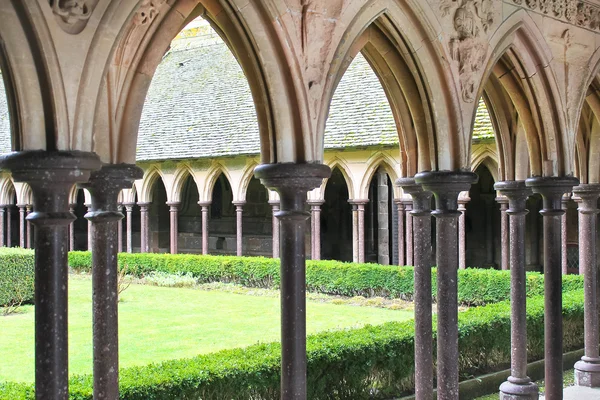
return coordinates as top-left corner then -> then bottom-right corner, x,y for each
473,99 -> 494,140
0,72 -> 11,155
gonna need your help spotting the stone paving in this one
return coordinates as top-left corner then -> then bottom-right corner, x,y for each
539,386 -> 600,399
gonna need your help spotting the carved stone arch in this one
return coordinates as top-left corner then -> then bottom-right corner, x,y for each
139,166 -> 166,203
358,152 -> 400,200
320,0 -> 463,171
98,0 -> 301,163
237,161 -> 260,203
202,163 -> 233,203
482,81 -> 514,181
478,10 -> 567,177
0,174 -> 15,205
471,148 -> 500,183
171,164 -> 200,204
581,83 -> 600,184
318,158 -> 355,201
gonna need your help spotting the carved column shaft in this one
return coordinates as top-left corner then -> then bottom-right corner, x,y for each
458,199 -> 468,270
270,200 -> 280,258
139,202 -> 150,253
117,206 -> 123,254
167,202 -> 180,254
0,207 -> 5,246
234,201 -> 245,257
527,176 -> 578,400
498,197 -> 509,270
562,196 -> 569,274
26,205 -> 32,249
351,203 -> 358,262
69,205 -> 75,251
255,163 -> 330,400
18,204 -> 26,248
6,206 -> 12,247
86,203 -> 92,251
309,201 -> 323,260
124,204 -> 134,253
405,200 -> 414,266
395,200 -> 405,265
199,202 -> 210,255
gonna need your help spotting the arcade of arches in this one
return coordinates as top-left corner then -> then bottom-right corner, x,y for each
2,1 -> 600,399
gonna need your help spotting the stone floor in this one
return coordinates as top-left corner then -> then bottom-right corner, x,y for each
539,386 -> 600,399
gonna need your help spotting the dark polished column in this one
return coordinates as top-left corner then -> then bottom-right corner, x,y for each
123,203 -> 134,253
495,181 -> 538,399
198,201 -> 210,255
458,198 -> 468,270
395,199 -> 405,265
497,196 -> 509,270
138,202 -> 150,253
255,163 -> 330,400
397,178 -> 433,400
561,196 -> 569,274
0,151 -> 101,400
27,205 -> 32,249
573,184 -> 600,387
308,200 -> 323,260
0,206 -> 5,246
526,176 -> 578,400
404,200 -> 414,266
233,201 -> 245,256
167,201 -> 180,254
117,205 -> 123,254
80,164 -> 142,400
18,204 -> 26,248
69,204 -> 76,251
416,170 -> 477,400
270,200 -> 280,258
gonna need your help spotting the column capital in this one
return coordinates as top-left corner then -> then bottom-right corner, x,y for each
526,176 -> 579,216
166,201 -> 181,212
396,177 -> 432,215
495,180 -> 532,216
233,201 -> 246,208
348,198 -> 369,206
122,202 -> 135,211
415,171 -> 478,217
255,163 -> 330,218
307,199 -> 324,207
268,200 -> 280,206
197,201 -> 211,208
137,202 -> 151,209
573,184 -> 600,214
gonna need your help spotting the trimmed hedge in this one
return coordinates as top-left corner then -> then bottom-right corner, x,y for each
0,248 -> 34,307
69,251 -> 584,306
0,289 -> 586,399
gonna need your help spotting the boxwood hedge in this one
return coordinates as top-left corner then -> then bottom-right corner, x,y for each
69,251 -> 584,306
0,248 -> 34,307
0,289 -> 586,399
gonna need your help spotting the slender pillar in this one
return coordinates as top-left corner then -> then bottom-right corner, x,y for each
117,205 -> 123,254
86,203 -> 93,251
495,181 -> 538,399
18,204 -> 26,248
416,170 -> 477,400
69,204 -> 75,251
198,201 -> 210,255
138,202 -> 150,253
0,151 -> 101,400
526,176 -> 579,400
497,196 -> 510,270
573,184 -> 600,387
6,205 -> 12,247
562,195 -> 569,274
377,170 -> 390,265
527,196 -> 541,271
397,178 -> 433,400
255,163 -> 330,400
0,206 -> 5,247
27,205 -> 32,249
404,200 -> 414,266
458,198 -> 468,270
270,200 -> 280,258
123,203 -> 134,253
234,201 -> 245,256
167,202 -> 180,254
80,164 -> 142,400
349,200 -> 368,263
351,202 -> 358,262
308,200 -> 323,260
395,199 -> 405,265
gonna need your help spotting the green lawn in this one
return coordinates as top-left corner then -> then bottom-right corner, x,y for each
0,275 -> 412,383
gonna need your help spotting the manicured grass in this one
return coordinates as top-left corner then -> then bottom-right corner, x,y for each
0,275 -> 412,383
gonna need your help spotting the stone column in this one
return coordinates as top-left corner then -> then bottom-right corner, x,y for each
482,195 -> 496,268
86,203 -> 92,251
397,178 -> 433,400
394,199 -> 405,265
458,199 -> 468,270
526,176 -> 578,400
377,170 -> 390,265
167,202 -> 180,254
416,170 -> 477,400
349,200 -> 368,263
308,200 -> 323,260
138,202 -> 150,253
0,206 -> 5,247
497,196 -> 510,270
234,201 -> 245,257
255,163 -> 330,400
0,151 -> 101,400
495,181 -> 538,399
26,205 -> 32,249
404,200 -> 414,266
69,204 -> 75,251
351,202 -> 358,262
270,200 -> 280,258
123,203 -> 134,253
18,204 -> 26,248
81,164 -> 142,400
573,185 -> 600,387
198,201 -> 210,255
6,205 -> 12,247
562,195 -> 569,274
117,205 -> 123,254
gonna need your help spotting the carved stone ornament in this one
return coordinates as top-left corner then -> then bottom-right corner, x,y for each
442,0 -> 493,102
512,0 -> 600,32
134,0 -> 168,26
49,0 -> 98,34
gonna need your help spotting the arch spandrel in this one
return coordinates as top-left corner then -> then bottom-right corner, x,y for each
171,164 -> 201,204
357,152 -> 400,200
317,157 -> 356,202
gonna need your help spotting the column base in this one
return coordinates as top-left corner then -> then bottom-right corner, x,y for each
575,359 -> 600,387
499,379 -> 539,399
